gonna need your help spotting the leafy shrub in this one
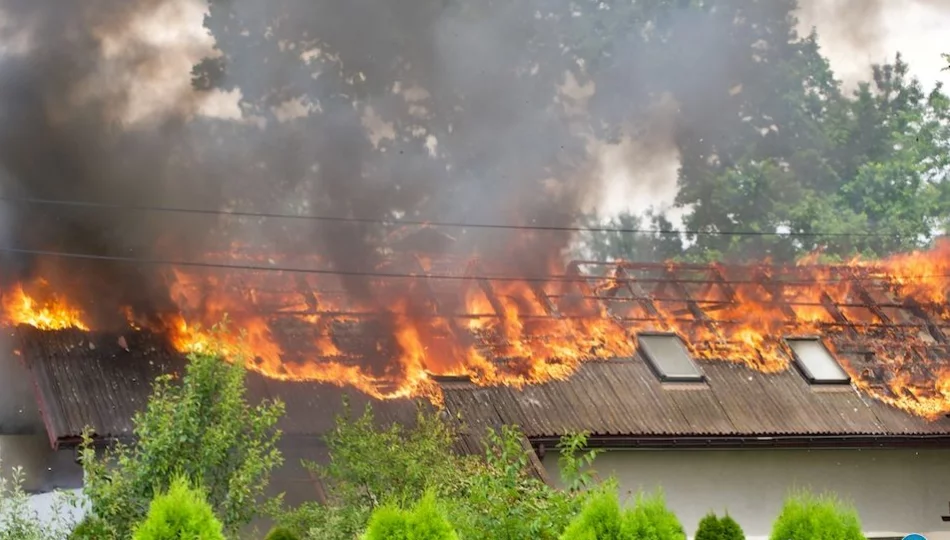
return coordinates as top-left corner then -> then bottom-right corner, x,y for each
69,516 -> 117,539
695,512 -> 744,540
80,334 -> 285,538
561,487 -> 685,540
456,426 -> 582,539
769,491 -> 865,540
364,492 -> 457,540
265,525 -> 302,540
279,405 -> 586,540
0,463 -> 76,540
131,476 -> 225,540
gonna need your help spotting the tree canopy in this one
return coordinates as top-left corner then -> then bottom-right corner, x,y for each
192,0 -> 950,265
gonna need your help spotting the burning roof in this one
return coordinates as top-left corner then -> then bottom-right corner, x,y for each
3,239 -> 950,421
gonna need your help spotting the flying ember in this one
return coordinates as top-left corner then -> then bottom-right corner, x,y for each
2,239 -> 950,417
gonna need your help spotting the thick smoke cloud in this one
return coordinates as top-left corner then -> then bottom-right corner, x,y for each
0,0 -> 222,328
4,0 -> 939,329
0,0 -> 603,327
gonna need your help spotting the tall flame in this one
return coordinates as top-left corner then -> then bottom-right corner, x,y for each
3,240 -> 950,418
1,282 -> 89,331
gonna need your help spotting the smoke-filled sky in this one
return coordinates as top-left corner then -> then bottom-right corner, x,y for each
0,0 -> 947,299
3,0 -> 945,221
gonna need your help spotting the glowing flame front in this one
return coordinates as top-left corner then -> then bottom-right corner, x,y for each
2,240 -> 950,418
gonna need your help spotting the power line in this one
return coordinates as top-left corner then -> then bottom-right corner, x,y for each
2,245 -> 949,285
0,195 -> 910,239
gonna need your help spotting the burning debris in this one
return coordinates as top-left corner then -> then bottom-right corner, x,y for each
2,238 -> 950,417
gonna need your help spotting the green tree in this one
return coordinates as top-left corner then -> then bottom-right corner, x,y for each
79,339 -> 285,538
695,512 -> 745,540
769,491 -> 865,540
131,476 -> 225,540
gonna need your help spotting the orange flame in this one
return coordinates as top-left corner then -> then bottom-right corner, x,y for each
3,239 -> 950,419
1,282 -> 89,331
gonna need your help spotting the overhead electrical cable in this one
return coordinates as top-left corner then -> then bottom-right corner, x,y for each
0,195 -> 916,239
1,246 -> 947,286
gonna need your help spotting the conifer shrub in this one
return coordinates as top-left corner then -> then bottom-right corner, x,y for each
694,513 -> 722,540
769,491 -> 865,540
623,492 -> 686,540
560,485 -> 685,540
265,525 -> 302,540
364,492 -> 458,540
364,506 -> 411,540
695,512 -> 745,540
560,487 -> 627,540
719,515 -> 744,540
131,476 -> 226,540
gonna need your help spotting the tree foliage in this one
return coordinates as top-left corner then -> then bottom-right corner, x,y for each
769,491 -> 865,540
79,339 -> 285,538
194,0 -> 950,266
265,526 -> 302,540
695,512 -> 745,540
560,486 -> 686,540
364,492 -> 458,540
277,405 -> 595,540
131,477 -> 225,540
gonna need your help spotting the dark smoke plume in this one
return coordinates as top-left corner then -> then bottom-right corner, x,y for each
0,0 -> 231,329
0,0 -> 601,330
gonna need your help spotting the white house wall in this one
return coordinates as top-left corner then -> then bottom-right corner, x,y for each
542,447 -> 950,540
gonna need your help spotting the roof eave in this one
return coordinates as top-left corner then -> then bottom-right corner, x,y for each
530,434 -> 950,451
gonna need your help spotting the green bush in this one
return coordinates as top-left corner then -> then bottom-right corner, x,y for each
561,486 -> 685,540
623,492 -> 686,540
69,516 -> 117,539
695,512 -> 744,540
769,491 -> 865,540
694,513 -> 722,540
80,341 -> 284,538
265,525 -> 302,540
364,492 -> 457,540
364,506 -> 411,540
719,515 -> 744,540
280,406 -> 586,540
560,487 -> 627,540
131,476 -> 226,540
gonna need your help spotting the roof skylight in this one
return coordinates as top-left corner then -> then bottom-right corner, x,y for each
637,333 -> 705,383
785,338 -> 850,385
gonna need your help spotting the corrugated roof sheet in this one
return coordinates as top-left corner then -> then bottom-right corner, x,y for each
15,327 -> 419,445
15,326 -> 950,450
443,356 -> 950,439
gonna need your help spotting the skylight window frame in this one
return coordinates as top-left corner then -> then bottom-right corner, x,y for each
636,332 -> 706,384
784,336 -> 851,386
